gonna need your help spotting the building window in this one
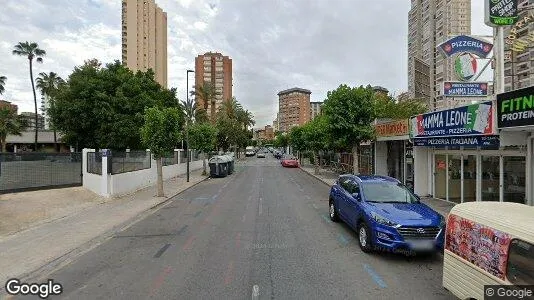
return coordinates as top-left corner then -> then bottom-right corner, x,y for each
507,239 -> 534,285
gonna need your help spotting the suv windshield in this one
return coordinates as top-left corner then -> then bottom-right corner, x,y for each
362,182 -> 418,203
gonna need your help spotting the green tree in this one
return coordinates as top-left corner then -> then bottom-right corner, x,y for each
191,81 -> 219,124
374,92 -> 427,119
188,122 -> 218,175
140,107 -> 184,197
274,133 -> 289,149
0,75 -> 6,95
322,84 -> 375,174
216,98 -> 255,155
12,41 -> 46,151
36,72 -> 65,152
302,115 -> 330,174
0,107 -> 27,152
49,60 -> 178,150
288,126 -> 306,153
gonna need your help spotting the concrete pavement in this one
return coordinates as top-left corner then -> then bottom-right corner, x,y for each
0,169 -> 208,289
4,156 -> 455,299
299,164 -> 455,217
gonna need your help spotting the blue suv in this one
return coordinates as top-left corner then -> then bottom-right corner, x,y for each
329,175 -> 445,254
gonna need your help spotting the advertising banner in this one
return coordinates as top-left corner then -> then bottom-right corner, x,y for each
485,0 -> 519,27
412,135 -> 500,148
445,214 -> 512,280
374,119 -> 409,137
438,35 -> 494,58
409,101 -> 494,138
497,86 -> 534,128
444,82 -> 489,97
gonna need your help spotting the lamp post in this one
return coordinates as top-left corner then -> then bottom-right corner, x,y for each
186,69 -> 194,182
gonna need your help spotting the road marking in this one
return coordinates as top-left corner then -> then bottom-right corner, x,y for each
193,211 -> 202,218
321,215 -> 331,223
182,236 -> 195,251
224,261 -> 234,285
305,195 -> 311,200
363,264 -> 387,288
258,198 -> 262,216
251,285 -> 260,299
242,214 -> 246,222
153,243 -> 172,258
337,234 -> 349,246
176,225 -> 188,235
148,266 -> 172,297
312,204 -> 318,210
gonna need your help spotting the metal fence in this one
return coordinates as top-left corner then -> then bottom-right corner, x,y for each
87,151 -> 102,175
0,152 -> 83,193
110,151 -> 151,174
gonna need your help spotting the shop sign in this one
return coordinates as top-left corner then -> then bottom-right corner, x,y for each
497,86 -> 534,128
454,53 -> 478,81
438,35 -> 494,59
410,101 -> 494,138
374,119 -> 409,137
405,144 -> 413,158
443,82 -> 489,97
485,0 -> 519,27
412,135 -> 500,147
504,11 -> 534,56
445,214 -> 512,280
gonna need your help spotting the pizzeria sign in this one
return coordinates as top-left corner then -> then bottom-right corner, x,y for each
375,119 -> 409,138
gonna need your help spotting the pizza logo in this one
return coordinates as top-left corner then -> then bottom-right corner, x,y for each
443,44 -> 452,52
444,83 -> 452,90
483,44 -> 492,53
481,83 -> 487,90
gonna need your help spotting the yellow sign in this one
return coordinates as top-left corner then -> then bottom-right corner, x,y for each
505,11 -> 534,56
375,119 -> 409,137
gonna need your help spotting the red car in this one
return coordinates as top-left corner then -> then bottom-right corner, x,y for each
281,155 -> 299,168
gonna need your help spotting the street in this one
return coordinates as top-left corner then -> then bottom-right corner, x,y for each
17,156 -> 454,299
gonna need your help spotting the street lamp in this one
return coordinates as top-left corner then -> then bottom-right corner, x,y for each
186,69 -> 194,182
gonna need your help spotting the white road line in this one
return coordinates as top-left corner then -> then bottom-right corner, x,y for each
252,285 -> 260,299
258,198 -> 263,216
312,204 -> 318,210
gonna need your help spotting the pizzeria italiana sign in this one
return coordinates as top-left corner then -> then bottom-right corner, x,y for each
375,119 -> 409,138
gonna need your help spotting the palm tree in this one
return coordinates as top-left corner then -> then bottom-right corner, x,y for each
190,81 -> 219,124
0,75 -> 6,95
12,41 -> 46,151
36,72 -> 64,152
0,107 -> 27,152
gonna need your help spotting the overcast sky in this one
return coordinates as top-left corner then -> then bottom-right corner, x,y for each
0,0 -> 493,128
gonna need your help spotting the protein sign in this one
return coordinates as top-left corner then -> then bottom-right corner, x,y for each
497,86 -> 534,128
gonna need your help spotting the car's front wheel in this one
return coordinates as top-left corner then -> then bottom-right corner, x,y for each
329,199 -> 339,222
357,222 -> 373,253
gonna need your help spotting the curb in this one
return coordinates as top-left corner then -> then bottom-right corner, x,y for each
4,174 -> 210,290
299,167 -> 334,186
149,175 -> 209,210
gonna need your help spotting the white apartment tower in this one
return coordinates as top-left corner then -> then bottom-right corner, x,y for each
408,0 -> 472,111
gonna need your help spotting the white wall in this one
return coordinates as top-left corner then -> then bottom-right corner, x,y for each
414,146 -> 430,197
374,142 -> 388,176
83,149 -> 205,198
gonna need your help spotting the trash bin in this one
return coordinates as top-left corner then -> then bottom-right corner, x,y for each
224,155 -> 234,174
208,155 -> 229,178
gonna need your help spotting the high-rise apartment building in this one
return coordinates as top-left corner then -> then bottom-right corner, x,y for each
272,115 -> 279,132
194,52 -> 233,118
310,101 -> 323,119
121,0 -> 168,87
503,1 -> 534,92
408,0 -> 471,111
278,88 -> 311,132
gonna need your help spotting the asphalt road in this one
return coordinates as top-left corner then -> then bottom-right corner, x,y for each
13,155 -> 455,299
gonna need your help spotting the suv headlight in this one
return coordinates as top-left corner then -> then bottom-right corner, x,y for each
370,212 -> 398,227
439,215 -> 446,227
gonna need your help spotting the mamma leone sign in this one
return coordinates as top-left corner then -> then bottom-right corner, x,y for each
497,86 -> 534,128
410,101 -> 494,138
444,82 -> 489,97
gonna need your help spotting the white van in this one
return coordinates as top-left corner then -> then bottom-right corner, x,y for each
443,202 -> 534,300
245,146 -> 255,157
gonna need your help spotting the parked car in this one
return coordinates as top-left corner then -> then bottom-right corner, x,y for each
274,151 -> 282,159
245,146 -> 255,157
281,155 -> 299,167
257,152 -> 266,158
329,175 -> 445,254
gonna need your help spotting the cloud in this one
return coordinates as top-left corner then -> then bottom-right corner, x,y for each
0,0 -> 495,126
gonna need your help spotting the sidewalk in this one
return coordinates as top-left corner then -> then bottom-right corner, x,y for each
0,168 -> 208,287
299,165 -> 455,217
